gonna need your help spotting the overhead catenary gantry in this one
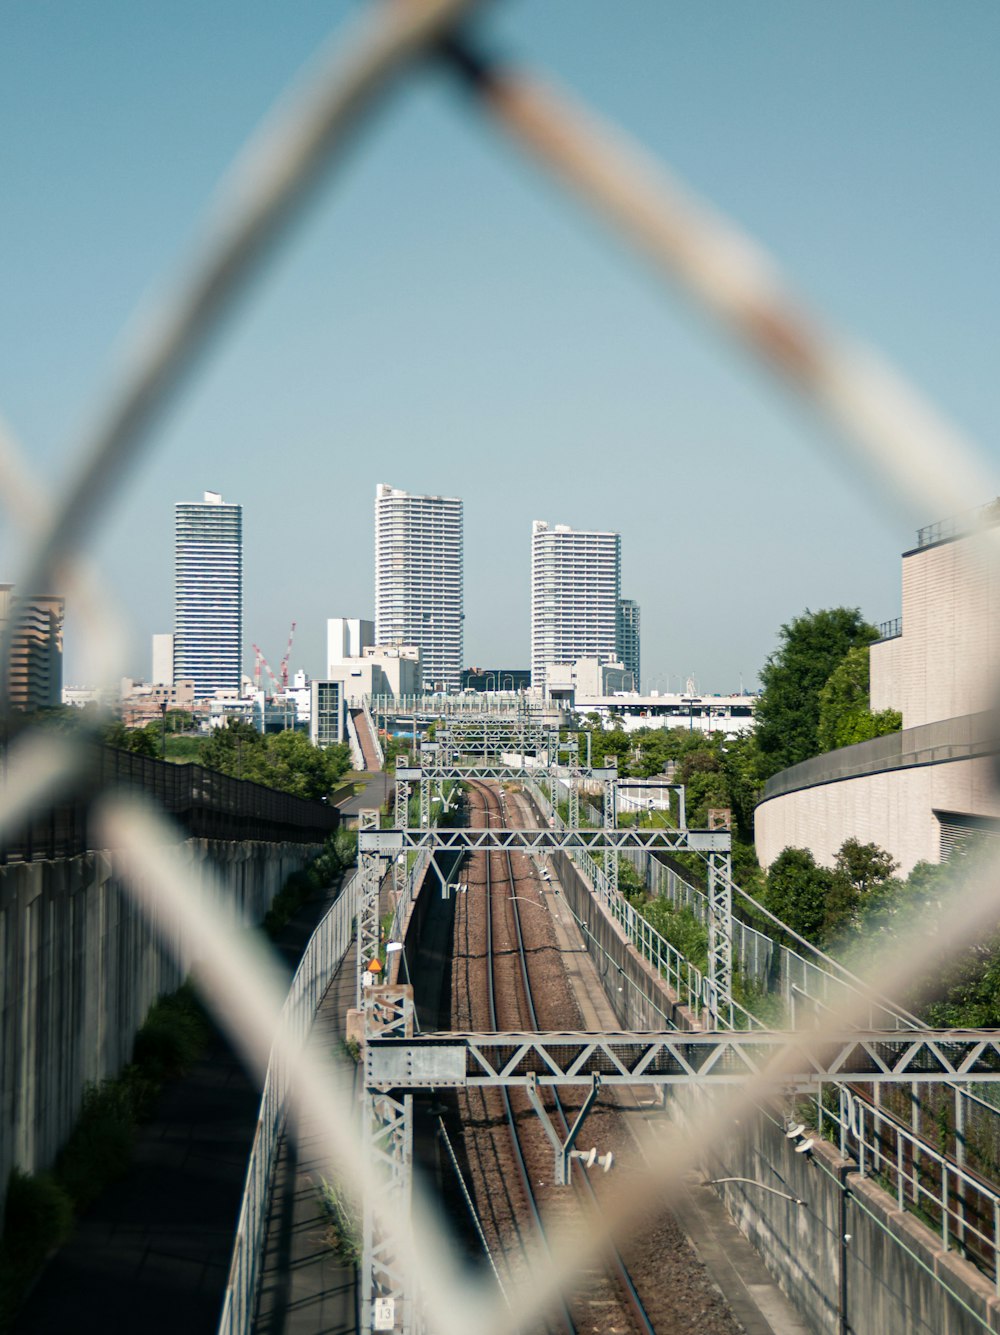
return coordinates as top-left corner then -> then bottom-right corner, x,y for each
355,719 -> 738,1332
435,720 -> 559,763
367,1027 -> 1000,1090
360,826 -> 729,855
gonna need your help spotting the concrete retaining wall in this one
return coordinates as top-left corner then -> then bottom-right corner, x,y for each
551,851 -> 697,1031
0,838 -> 317,1217
701,1105 -> 1000,1334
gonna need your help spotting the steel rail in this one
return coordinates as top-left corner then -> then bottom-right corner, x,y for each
471,780 -> 578,1335
496,785 -> 657,1335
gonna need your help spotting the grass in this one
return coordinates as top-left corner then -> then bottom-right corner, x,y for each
164,735 -> 207,764
0,983 -> 211,1332
316,1176 -> 362,1265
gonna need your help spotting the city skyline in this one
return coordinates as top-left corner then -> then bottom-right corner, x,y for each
8,5 -> 999,692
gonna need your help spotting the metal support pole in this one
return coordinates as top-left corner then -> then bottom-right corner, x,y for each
838,1164 -> 850,1335
707,851 -> 732,1030
603,774 -> 618,901
357,848 -> 383,1006
419,777 -> 429,829
956,1084 -> 967,1250
362,987 -> 415,1335
911,1083 -> 921,1205
394,776 -> 409,898
524,1072 -> 602,1185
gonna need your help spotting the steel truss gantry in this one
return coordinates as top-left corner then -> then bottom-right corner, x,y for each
366,1028 -> 1000,1090
436,720 -> 557,762
395,764 -> 618,783
358,1015 -> 1000,1330
359,826 -> 729,855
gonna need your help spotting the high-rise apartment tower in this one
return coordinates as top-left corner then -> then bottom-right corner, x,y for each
531,521 -> 621,691
617,597 -> 641,692
375,483 -> 463,692
173,491 -> 243,699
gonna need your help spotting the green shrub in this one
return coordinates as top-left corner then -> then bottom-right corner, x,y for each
54,1080 -> 140,1209
0,1170 -> 73,1326
132,985 -> 209,1081
0,978 -> 213,1329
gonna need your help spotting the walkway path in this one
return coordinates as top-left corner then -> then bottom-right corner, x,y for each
253,948 -> 358,1335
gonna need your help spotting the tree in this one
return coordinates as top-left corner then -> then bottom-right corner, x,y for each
764,846 -> 836,944
200,717 -> 263,778
198,717 -> 349,798
101,720 -> 159,757
719,731 -> 764,842
754,608 -> 878,778
675,742 -> 729,827
816,646 -> 902,752
833,837 -> 898,895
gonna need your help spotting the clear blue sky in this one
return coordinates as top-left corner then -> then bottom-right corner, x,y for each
3,1 -> 999,691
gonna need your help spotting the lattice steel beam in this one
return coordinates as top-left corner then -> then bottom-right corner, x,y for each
359,827 -> 731,854
393,776 -> 409,897
602,776 -> 618,899
366,1030 -> 1000,1090
707,850 -> 733,1029
395,764 -> 618,782
357,850 -> 386,1004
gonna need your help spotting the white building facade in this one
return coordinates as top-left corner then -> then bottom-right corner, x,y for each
531,521 -> 621,692
375,484 -> 463,693
173,491 -> 242,699
151,632 -> 173,686
328,617 -> 375,664
325,613 -> 422,705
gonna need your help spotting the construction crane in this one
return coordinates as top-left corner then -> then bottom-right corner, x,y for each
280,621 -> 297,692
251,643 -> 281,697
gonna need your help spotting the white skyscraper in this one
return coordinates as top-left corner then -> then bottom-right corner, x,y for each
173,491 -> 243,699
375,483 -> 463,692
531,521 -> 621,691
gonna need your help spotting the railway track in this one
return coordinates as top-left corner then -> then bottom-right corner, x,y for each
459,779 -> 657,1335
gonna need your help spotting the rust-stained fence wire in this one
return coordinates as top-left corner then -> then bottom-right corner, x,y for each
3,2 -> 1000,1333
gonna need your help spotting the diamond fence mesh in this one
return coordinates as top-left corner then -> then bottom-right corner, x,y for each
3,2 -> 1000,1333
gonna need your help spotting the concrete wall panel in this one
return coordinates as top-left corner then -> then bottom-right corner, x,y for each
756,754 -> 1000,875
0,839 -> 316,1219
703,1107 -> 1000,1334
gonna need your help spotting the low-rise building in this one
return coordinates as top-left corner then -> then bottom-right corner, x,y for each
120,677 -> 196,726
461,667 -> 531,692
546,657 -> 635,703
326,616 -> 421,704
570,687 -> 756,736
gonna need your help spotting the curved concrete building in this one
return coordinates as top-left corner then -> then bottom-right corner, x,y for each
756,507 -> 1000,874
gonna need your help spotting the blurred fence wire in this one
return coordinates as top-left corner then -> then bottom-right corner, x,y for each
4,1 -> 1000,1333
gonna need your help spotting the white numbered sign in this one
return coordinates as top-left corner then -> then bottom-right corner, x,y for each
373,1297 -> 395,1331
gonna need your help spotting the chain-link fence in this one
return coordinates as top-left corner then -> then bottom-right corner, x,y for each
4,2 -> 1000,1332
